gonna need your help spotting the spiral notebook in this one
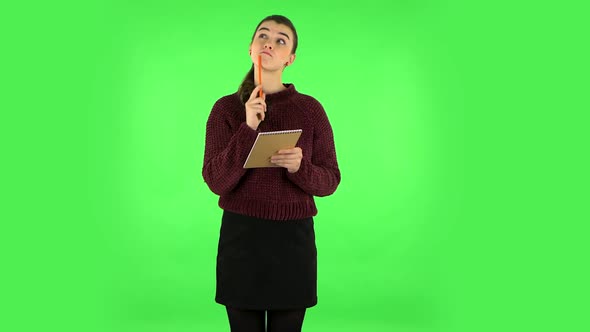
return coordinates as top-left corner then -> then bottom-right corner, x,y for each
243,129 -> 303,168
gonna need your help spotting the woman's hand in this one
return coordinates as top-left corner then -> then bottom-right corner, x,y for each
271,147 -> 303,173
245,85 -> 266,130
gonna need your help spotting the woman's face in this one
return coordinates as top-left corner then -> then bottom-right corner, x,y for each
250,21 -> 296,71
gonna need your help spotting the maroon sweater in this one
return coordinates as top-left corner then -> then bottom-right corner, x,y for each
202,84 -> 340,220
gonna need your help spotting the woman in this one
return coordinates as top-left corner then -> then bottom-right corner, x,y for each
202,15 -> 340,332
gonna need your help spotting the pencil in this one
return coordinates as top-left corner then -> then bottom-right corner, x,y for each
257,54 -> 262,97
257,54 -> 263,121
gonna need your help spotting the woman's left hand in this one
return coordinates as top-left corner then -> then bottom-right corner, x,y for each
271,147 -> 302,173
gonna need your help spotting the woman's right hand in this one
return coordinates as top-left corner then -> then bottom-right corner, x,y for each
245,85 -> 266,130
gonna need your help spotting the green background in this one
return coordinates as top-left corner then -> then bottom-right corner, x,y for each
2,1 -> 588,331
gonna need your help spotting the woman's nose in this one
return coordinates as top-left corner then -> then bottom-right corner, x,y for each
264,43 -> 273,50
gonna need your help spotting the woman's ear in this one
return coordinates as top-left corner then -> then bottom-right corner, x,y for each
286,54 -> 296,66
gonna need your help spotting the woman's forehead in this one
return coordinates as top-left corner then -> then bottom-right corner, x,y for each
257,21 -> 293,38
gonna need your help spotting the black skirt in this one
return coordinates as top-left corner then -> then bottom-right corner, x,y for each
215,210 -> 317,310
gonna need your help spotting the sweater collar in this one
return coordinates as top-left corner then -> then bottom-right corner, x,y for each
265,83 -> 296,103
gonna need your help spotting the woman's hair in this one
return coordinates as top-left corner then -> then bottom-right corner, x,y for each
237,15 -> 298,104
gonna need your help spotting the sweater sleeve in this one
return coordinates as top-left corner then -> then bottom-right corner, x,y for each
287,101 -> 341,197
202,99 -> 258,196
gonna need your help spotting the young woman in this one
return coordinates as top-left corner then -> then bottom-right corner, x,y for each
202,15 -> 340,332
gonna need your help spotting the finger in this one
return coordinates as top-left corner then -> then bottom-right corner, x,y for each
274,162 -> 296,171
271,159 -> 289,167
278,147 -> 301,154
271,155 -> 295,162
248,97 -> 266,108
249,85 -> 261,100
249,85 -> 265,101
247,100 -> 266,116
277,150 -> 299,156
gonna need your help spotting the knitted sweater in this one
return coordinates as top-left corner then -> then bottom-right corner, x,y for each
202,84 -> 340,220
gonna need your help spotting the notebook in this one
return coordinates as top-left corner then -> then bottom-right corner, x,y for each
243,129 -> 303,168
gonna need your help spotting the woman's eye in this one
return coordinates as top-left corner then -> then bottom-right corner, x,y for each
278,39 -> 286,45
259,33 -> 267,39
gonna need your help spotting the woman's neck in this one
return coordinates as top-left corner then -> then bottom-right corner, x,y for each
255,71 -> 286,95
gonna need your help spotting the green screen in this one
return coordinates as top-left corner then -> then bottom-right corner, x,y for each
93,3 -> 455,330
3,1 -> 588,332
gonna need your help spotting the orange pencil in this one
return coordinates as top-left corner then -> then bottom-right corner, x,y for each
257,55 -> 263,121
257,54 -> 263,97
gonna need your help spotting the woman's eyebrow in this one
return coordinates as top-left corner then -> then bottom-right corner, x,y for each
257,27 -> 291,40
